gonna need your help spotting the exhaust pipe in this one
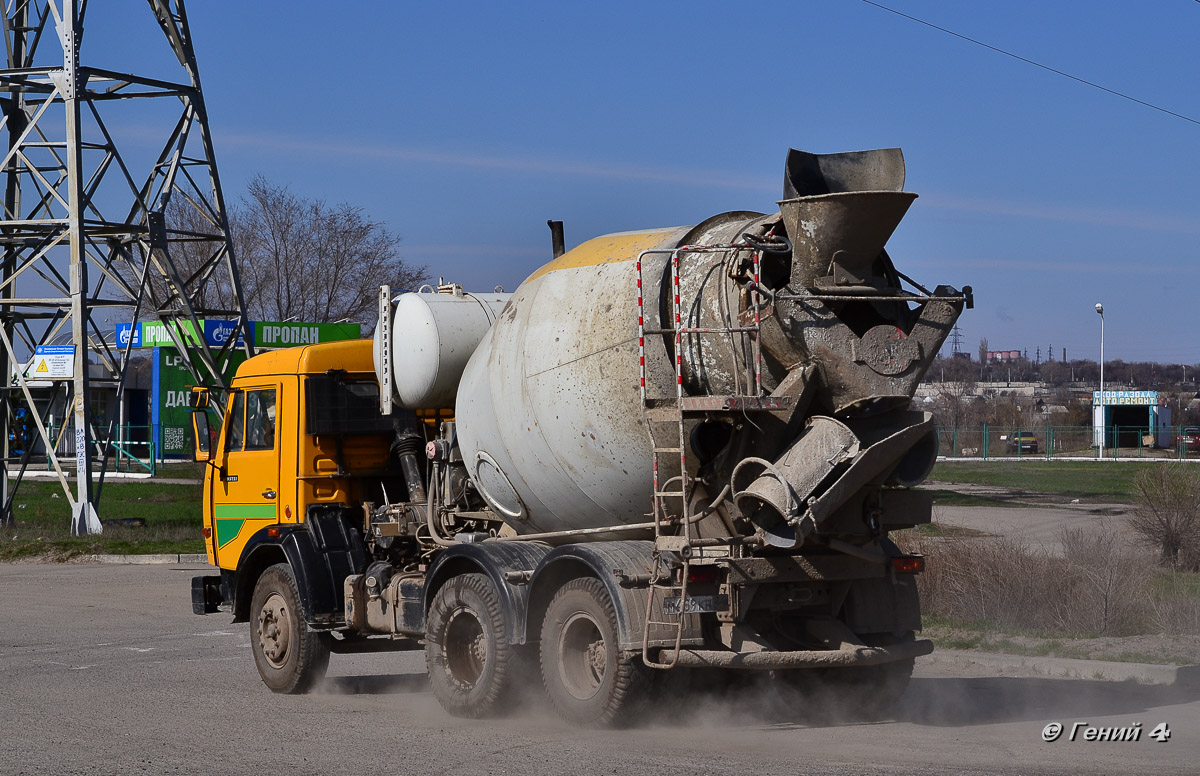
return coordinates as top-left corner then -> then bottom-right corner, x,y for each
547,219 -> 565,259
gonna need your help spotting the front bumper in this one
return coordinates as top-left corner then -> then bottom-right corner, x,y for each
191,575 -> 225,615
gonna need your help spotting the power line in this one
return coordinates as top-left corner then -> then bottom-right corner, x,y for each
861,1 -> 1200,128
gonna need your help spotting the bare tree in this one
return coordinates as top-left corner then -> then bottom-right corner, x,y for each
159,195 -> 241,315
234,175 -> 426,327
1131,464 -> 1200,571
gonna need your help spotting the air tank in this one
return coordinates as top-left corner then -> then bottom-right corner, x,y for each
454,149 -> 969,537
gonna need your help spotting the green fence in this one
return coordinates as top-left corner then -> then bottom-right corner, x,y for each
936,425 -> 1197,460
39,423 -> 172,475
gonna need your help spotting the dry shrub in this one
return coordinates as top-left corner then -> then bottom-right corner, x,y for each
905,526 -> 1153,636
1131,464 -> 1200,571
1057,526 -> 1153,636
1151,572 -> 1200,635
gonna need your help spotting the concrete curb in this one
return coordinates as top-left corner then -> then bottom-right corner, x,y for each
4,470 -> 154,479
78,553 -> 208,565
923,649 -> 1198,686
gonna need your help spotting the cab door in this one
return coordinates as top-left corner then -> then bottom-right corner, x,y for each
212,383 -> 281,569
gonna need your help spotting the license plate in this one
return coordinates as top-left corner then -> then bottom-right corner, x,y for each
663,594 -> 728,615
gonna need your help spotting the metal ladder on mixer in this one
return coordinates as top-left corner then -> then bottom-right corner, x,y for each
636,240 -> 784,668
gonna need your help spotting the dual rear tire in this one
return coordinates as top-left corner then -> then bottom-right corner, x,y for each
539,577 -> 649,726
425,573 -> 647,726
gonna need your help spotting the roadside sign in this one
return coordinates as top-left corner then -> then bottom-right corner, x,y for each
117,319 -> 358,350
115,322 -> 142,348
254,321 -> 360,348
203,319 -> 245,347
24,345 -> 74,379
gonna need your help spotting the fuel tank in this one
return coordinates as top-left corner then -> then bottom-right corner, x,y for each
455,149 -> 968,536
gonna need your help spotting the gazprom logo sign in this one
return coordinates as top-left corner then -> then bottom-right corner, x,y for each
115,322 -> 141,348
203,319 -> 245,347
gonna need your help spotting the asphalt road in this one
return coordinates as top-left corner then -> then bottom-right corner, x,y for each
1,562 -> 1197,776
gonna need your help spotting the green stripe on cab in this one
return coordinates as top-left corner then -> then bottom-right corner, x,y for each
213,504 -> 278,548
214,503 -> 277,518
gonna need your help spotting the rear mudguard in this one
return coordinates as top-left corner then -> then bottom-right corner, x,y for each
426,540 -> 681,651
423,541 -> 551,644
525,540 -> 701,651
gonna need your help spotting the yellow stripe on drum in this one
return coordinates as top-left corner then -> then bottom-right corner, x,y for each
524,227 -> 689,283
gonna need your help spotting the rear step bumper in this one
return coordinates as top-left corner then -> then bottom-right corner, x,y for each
665,638 -> 933,670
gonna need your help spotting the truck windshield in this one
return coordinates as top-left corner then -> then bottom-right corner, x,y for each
305,375 -> 394,436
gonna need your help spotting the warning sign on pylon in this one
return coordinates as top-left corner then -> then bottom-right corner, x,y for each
22,345 -> 74,380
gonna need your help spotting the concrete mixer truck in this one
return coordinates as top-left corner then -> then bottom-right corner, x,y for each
188,148 -> 971,725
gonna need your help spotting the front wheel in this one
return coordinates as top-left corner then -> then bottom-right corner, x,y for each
539,577 -> 649,726
250,563 -> 330,693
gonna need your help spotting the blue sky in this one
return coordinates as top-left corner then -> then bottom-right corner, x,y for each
89,1 -> 1200,363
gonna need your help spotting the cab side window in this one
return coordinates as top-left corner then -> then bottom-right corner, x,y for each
245,390 -> 276,451
226,389 -> 276,452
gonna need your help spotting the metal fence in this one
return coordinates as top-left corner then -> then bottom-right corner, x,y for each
936,425 -> 1198,460
34,423 -> 191,475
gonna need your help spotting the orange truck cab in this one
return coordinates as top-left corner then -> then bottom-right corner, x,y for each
190,339 -> 412,628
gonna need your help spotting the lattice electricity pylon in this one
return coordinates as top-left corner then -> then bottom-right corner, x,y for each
0,1 -> 253,534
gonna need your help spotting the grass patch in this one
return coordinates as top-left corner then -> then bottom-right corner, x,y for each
904,522 -> 987,539
1152,571 -> 1200,597
0,479 -> 203,560
925,489 -> 1022,508
921,616 -> 1198,665
931,460 -> 1143,502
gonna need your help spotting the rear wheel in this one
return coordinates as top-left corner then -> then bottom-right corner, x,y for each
250,563 -> 330,693
425,573 -> 516,718
540,577 -> 648,726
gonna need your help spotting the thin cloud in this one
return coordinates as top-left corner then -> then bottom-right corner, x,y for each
217,131 -> 776,192
906,256 -> 1200,276
921,193 -> 1200,235
118,122 -> 1200,236
401,243 -> 537,258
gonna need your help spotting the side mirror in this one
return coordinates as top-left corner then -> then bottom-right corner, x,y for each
189,386 -> 210,409
191,410 -> 212,463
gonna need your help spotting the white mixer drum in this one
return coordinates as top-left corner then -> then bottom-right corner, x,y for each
454,227 -> 688,534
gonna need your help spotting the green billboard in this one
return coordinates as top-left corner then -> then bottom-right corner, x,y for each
253,321 -> 361,348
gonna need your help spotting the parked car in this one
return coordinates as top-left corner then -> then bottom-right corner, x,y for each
1006,431 -> 1038,454
1179,427 -> 1200,452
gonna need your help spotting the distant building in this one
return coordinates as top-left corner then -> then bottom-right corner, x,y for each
986,350 -> 1021,363
1093,390 -> 1172,448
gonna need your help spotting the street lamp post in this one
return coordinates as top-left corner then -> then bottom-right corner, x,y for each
1096,302 -> 1105,457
